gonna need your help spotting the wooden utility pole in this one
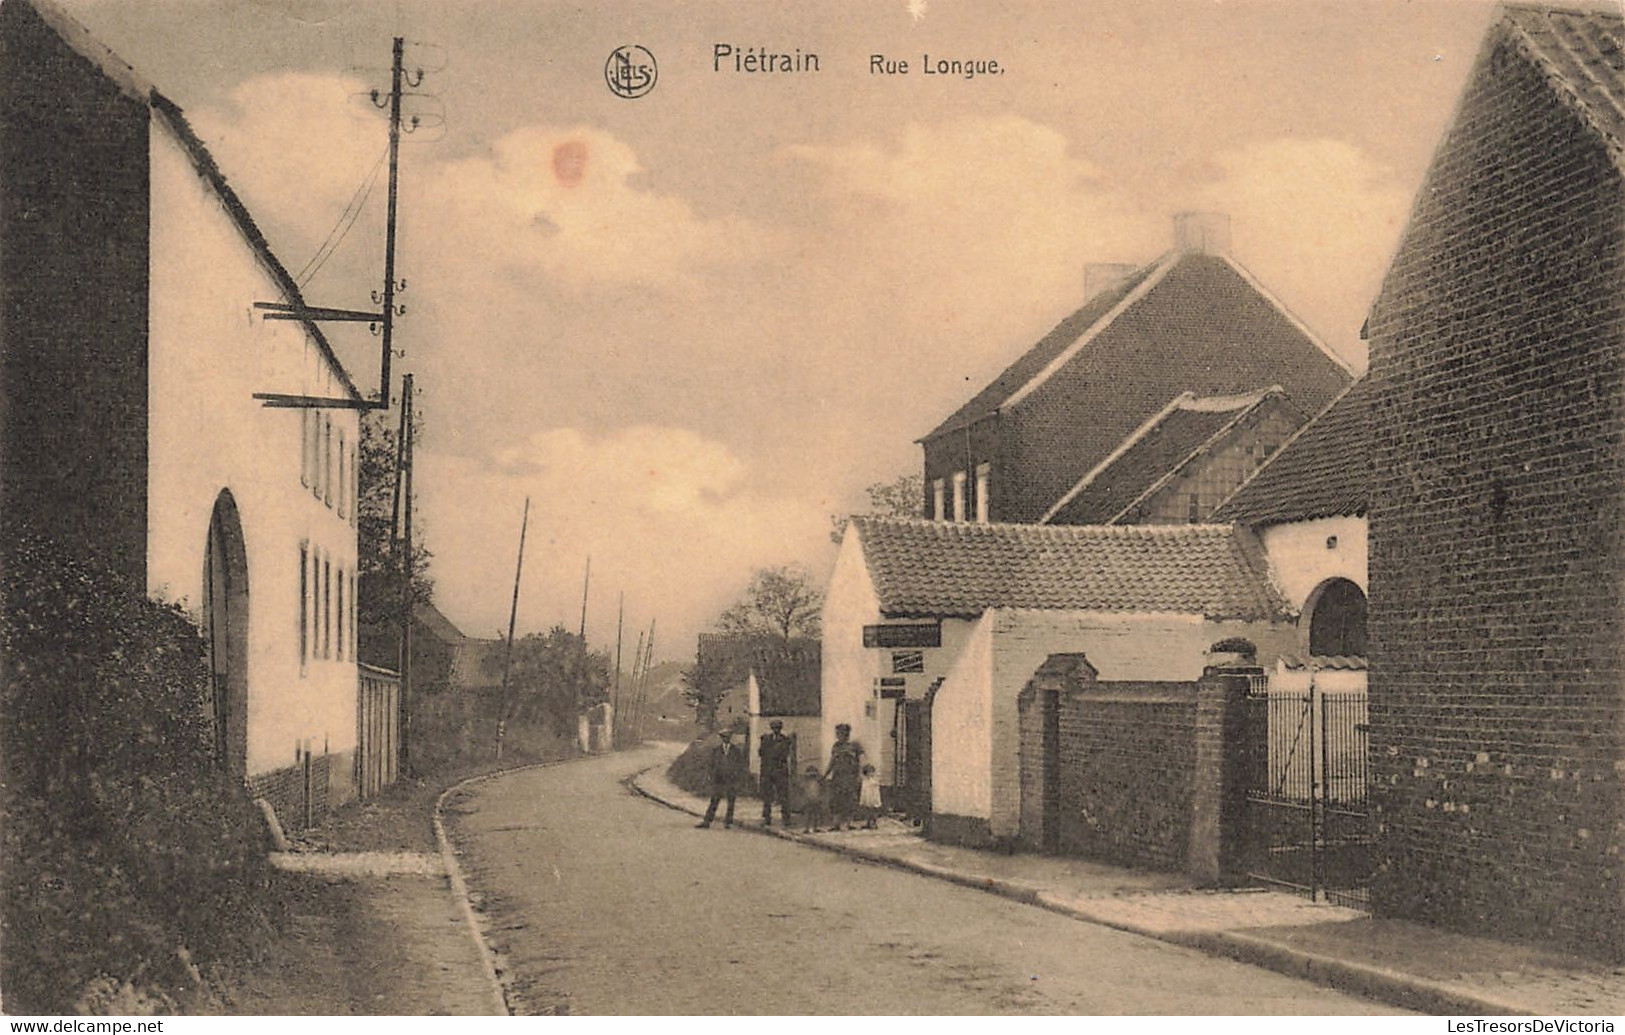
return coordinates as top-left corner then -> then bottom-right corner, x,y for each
613,592 -> 624,747
495,497 -> 531,761
629,618 -> 655,743
397,372 -> 415,776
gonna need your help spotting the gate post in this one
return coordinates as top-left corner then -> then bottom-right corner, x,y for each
1190,656 -> 1261,885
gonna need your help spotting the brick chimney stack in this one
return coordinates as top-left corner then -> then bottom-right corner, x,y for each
1173,211 -> 1232,255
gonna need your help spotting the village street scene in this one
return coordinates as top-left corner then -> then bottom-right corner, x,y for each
2,0 -> 1624,1019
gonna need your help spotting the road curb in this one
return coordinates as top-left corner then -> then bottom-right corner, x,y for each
435,755 -> 597,1017
1178,930 -> 1528,1016
626,765 -> 1533,1016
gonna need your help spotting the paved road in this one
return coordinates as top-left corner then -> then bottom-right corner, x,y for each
444,747 -> 1406,1015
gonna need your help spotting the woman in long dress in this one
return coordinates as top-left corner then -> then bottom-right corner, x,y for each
824,722 -> 864,831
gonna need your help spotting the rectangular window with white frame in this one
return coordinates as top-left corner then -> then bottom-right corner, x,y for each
310,547 -> 321,662
975,463 -> 991,523
337,430 -> 348,518
323,416 -> 334,508
300,411 -> 312,488
932,478 -> 945,521
323,556 -> 332,659
951,471 -> 967,522
337,566 -> 345,661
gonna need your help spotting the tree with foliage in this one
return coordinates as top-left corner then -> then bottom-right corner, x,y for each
716,564 -> 822,641
357,406 -> 433,634
682,564 -> 823,729
829,472 -> 925,544
485,625 -> 611,736
679,640 -> 731,732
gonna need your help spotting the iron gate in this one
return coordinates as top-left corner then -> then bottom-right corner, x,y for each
1243,675 -> 1373,907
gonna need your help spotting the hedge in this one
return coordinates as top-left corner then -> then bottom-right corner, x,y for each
1,533 -> 279,1013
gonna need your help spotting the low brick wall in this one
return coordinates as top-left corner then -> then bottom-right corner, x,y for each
248,747 -> 353,833
1057,684 -> 1196,871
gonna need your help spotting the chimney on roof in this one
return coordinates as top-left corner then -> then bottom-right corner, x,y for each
1084,262 -> 1138,300
1173,211 -> 1231,255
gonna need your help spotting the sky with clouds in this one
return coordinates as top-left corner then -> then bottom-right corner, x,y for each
58,0 -> 1504,661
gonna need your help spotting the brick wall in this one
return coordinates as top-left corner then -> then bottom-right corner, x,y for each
1000,258 -> 1350,524
922,413 -> 1000,520
1366,30 -> 1625,961
1056,684 -> 1196,871
1,0 -> 150,581
247,749 -> 347,833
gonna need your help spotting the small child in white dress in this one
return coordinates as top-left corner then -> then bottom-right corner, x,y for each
859,763 -> 882,829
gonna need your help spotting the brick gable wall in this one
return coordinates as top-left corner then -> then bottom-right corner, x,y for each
0,1 -> 150,583
1002,259 -> 1349,524
1366,34 -> 1625,961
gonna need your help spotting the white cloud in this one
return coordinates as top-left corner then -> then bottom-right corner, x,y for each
1187,137 -> 1414,367
420,125 -> 769,294
416,427 -> 830,651
190,73 -> 768,298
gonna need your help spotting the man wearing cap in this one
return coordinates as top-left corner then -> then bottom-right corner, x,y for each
696,728 -> 747,829
758,719 -> 794,827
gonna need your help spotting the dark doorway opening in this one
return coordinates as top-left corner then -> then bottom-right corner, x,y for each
202,490 -> 249,780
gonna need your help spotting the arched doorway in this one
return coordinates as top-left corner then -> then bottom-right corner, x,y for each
1308,578 -> 1367,658
202,490 -> 249,780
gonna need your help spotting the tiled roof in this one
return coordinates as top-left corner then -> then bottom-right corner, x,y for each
1212,378 -> 1371,526
852,516 -> 1287,621
920,250 -> 1354,445
414,602 -> 467,646
17,0 -> 363,402
1501,4 -> 1625,168
1043,389 -> 1293,525
750,648 -> 822,717
924,262 -> 1160,440
449,638 -> 506,691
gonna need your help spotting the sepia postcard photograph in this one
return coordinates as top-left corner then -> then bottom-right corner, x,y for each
2,0 -> 1623,1019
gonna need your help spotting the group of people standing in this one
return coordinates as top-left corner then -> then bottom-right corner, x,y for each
694,721 -> 881,832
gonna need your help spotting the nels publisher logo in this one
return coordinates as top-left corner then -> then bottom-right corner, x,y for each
605,45 -> 657,99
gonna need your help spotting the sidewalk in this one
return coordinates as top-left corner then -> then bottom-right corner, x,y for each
631,762 -> 1625,1017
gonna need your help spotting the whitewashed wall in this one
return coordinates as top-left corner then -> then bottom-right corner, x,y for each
1260,515 -> 1368,613
929,613 -> 996,822
146,119 -> 360,778
819,524 -> 974,779
934,608 -> 1295,836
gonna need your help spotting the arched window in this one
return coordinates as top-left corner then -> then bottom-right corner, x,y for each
1309,578 -> 1367,658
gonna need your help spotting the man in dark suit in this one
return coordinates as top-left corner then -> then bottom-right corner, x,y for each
758,719 -> 794,827
696,729 -> 747,829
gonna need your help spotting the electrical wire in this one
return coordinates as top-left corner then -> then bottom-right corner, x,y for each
295,145 -> 388,288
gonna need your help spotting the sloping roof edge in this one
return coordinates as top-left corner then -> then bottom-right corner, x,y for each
1367,4 -> 1625,328
1100,387 -> 1296,524
1038,391 -> 1194,523
1216,255 -> 1359,378
148,95 -> 365,403
1038,386 -> 1289,524
22,0 -> 366,404
1210,378 -> 1366,525
999,251 -> 1182,413
1499,4 -> 1625,173
21,0 -> 151,102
